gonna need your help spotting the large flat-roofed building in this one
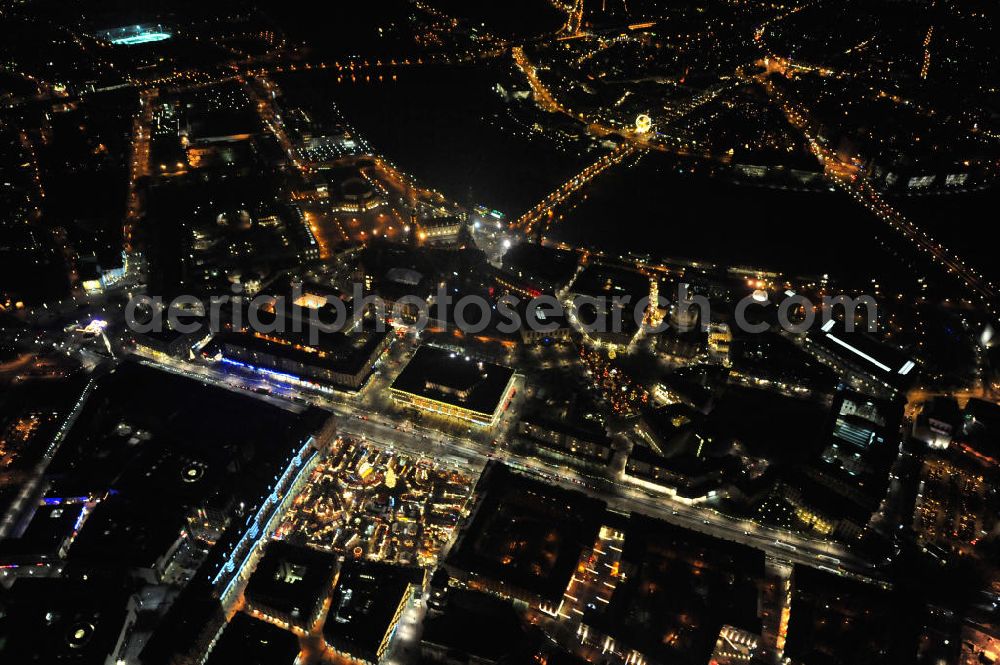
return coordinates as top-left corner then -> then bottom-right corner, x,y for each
39,361 -> 331,603
748,390 -> 901,541
444,463 -> 606,611
210,326 -> 389,392
581,515 -> 764,665
0,576 -> 131,665
912,396 -> 962,450
0,501 -> 83,565
67,492 -> 189,584
756,470 -> 873,540
244,540 -> 337,632
263,275 -> 363,323
420,590 -> 536,665
960,398 -> 1000,463
515,298 -> 574,345
204,612 -> 300,665
784,566 -> 922,665
728,332 -> 836,397
203,278 -> 388,392
389,346 -> 516,427
623,444 -> 728,503
804,320 -> 917,396
323,561 -> 425,665
516,415 -> 613,468
140,580 -> 225,665
39,362 -> 329,584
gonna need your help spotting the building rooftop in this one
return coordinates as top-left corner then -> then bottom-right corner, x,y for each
729,332 -> 836,392
323,560 -> 421,660
784,566 -> 922,665
0,501 -> 81,560
638,403 -> 710,456
244,540 -> 337,624
0,575 -> 130,664
186,108 -> 260,144
421,215 -> 463,229
809,320 -> 916,390
138,579 -> 224,665
67,493 -> 187,571
961,398 -> 1000,462
46,362 -> 322,497
390,346 -> 515,417
359,243 -> 435,287
43,361 -> 326,576
583,514 -> 764,665
706,386 -> 830,462
0,377 -> 86,475
205,613 -> 300,665
520,412 -> 610,446
446,463 -> 606,603
421,589 -> 536,663
820,391 -> 901,482
627,443 -> 731,491
210,324 -> 388,379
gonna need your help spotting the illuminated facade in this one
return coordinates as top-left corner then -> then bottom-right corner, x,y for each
323,562 -> 425,665
622,445 -> 724,504
516,417 -> 613,468
210,326 -> 390,392
330,196 -> 386,214
417,216 -> 463,241
804,319 -> 916,397
707,321 -> 732,362
389,346 -> 516,428
244,541 -> 337,632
